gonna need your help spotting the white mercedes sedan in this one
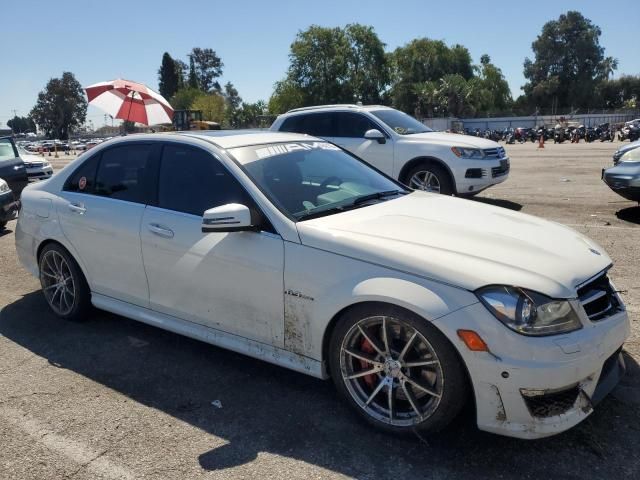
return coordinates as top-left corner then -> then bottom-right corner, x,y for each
15,131 -> 629,439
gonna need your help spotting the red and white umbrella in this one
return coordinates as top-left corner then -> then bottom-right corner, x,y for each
85,78 -> 174,126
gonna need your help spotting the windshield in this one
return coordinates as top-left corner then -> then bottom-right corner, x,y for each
231,141 -> 406,220
370,109 -> 433,135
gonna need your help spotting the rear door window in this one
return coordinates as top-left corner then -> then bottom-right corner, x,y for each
64,154 -> 100,193
300,113 -> 335,137
94,144 -> 154,203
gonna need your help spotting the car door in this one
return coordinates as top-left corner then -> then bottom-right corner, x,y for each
140,142 -> 285,347
323,112 -> 394,175
57,143 -> 158,307
0,137 -> 28,198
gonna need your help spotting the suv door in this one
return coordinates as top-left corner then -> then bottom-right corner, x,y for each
0,137 -> 28,198
140,143 -> 285,346
57,143 -> 158,307
323,112 -> 394,174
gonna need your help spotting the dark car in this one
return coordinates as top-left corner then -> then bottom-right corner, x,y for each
613,140 -> 640,165
602,148 -> 640,202
0,136 -> 29,199
0,178 -> 18,229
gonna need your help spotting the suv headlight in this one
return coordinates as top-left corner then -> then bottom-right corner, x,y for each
451,147 -> 485,159
0,179 -> 9,194
476,286 -> 582,336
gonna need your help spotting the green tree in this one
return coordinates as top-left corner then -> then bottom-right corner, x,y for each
158,52 -> 181,100
268,79 -> 305,114
190,47 -> 224,93
287,25 -> 351,105
223,82 -> 243,127
236,101 -> 268,128
7,115 -> 36,133
187,56 -> 199,89
522,11 -> 617,110
343,24 -> 390,103
475,55 -> 512,114
597,75 -> 640,109
30,72 -> 87,139
191,93 -> 225,122
271,24 -> 389,110
170,87 -> 202,110
122,120 -> 136,133
390,38 -> 474,114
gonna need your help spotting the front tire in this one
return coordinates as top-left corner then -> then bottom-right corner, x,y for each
329,303 -> 468,435
39,243 -> 91,321
405,163 -> 453,195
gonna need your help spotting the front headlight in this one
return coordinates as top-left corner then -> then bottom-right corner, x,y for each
0,179 -> 9,194
451,146 -> 485,159
476,286 -> 582,336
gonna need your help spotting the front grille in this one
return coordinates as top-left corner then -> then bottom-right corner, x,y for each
491,160 -> 510,178
577,273 -> 622,321
483,146 -> 506,159
522,385 -> 581,418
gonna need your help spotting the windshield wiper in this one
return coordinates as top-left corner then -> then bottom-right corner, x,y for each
351,189 -> 407,205
296,190 -> 406,221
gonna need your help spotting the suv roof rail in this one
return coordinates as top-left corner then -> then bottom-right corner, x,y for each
286,104 -> 362,113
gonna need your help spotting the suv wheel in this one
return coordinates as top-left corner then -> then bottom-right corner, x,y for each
405,164 -> 453,195
39,243 -> 91,321
329,304 -> 468,435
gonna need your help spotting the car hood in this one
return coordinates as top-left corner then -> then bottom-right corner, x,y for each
297,192 -> 610,298
399,131 -> 501,149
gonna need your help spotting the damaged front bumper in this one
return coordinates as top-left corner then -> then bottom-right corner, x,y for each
433,302 -> 630,439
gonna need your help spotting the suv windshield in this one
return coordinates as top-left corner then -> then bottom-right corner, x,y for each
370,109 -> 433,135
231,141 -> 407,220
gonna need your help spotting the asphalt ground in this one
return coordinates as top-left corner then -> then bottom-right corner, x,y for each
1,139 -> 639,479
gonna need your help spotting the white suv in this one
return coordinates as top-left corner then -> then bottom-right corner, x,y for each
271,105 -> 510,195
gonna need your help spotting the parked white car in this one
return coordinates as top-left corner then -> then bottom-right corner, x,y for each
18,147 -> 53,181
271,105 -> 510,195
16,132 -> 628,439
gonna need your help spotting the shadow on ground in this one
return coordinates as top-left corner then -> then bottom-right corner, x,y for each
1,292 -> 639,479
616,206 -> 640,225
471,197 -> 523,211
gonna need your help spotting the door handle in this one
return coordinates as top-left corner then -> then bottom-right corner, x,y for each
148,223 -> 174,239
68,202 -> 86,214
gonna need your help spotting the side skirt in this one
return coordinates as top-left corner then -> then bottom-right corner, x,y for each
91,293 -> 328,379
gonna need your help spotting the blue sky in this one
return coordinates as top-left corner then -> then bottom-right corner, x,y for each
2,0 -> 637,128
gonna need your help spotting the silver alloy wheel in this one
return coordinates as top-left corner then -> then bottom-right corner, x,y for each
339,316 -> 444,427
40,250 -> 76,316
409,170 -> 440,193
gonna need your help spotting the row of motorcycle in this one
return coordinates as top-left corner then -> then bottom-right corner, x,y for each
466,123 -> 640,144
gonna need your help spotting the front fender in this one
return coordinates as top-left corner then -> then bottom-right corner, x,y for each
283,242 -> 477,363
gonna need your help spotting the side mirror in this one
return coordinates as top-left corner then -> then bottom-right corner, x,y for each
364,129 -> 386,144
202,203 -> 256,233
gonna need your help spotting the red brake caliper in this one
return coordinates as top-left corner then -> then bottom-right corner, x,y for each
360,335 -> 377,388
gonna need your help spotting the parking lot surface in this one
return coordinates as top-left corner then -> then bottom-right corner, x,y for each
1,141 -> 639,479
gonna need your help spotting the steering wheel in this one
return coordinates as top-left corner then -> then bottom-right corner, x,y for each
319,176 -> 343,190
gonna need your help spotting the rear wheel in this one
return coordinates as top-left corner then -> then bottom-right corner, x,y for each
39,243 -> 91,321
0,221 -> 6,231
405,163 -> 453,195
329,304 -> 468,435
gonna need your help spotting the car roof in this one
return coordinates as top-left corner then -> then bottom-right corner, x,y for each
282,104 -> 394,116
85,130 -> 321,151
181,129 -> 317,148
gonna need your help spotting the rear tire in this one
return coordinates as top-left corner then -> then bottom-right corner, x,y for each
329,303 -> 468,435
39,243 -> 92,322
0,221 -> 6,231
404,163 -> 454,195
